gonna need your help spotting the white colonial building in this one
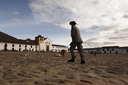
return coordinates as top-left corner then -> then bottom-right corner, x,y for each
52,44 -> 68,52
119,47 -> 128,54
83,46 -> 128,54
99,46 -> 119,54
0,31 -> 68,52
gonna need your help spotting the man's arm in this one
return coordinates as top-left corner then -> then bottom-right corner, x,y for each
71,27 -> 76,38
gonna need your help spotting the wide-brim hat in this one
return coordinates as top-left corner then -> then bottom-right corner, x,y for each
69,21 -> 77,25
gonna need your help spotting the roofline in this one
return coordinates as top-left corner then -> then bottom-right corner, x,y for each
35,35 -> 44,38
52,44 -> 68,47
0,31 -> 18,40
119,47 -> 128,49
0,39 -> 38,45
83,48 -> 95,50
44,37 -> 52,42
102,46 -> 119,48
0,41 -> 38,45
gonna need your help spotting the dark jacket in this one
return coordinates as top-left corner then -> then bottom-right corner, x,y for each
71,25 -> 83,43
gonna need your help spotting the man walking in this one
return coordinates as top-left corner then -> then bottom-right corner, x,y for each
68,21 -> 85,64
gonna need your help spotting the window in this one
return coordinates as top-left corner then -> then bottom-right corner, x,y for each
5,43 -> 7,46
112,49 -> 114,51
103,49 -> 104,51
35,45 -> 37,48
107,49 -> 109,51
25,45 -> 27,47
31,45 -> 32,48
19,44 -> 21,47
40,38 -> 43,41
12,48 -> 14,51
12,44 -> 14,47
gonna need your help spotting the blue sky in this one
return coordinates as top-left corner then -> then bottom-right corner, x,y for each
0,0 -> 128,48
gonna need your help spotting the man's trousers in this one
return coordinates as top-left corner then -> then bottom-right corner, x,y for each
70,42 -> 84,61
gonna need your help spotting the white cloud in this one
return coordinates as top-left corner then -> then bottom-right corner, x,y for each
29,0 -> 128,47
11,18 -> 20,21
13,12 -> 19,15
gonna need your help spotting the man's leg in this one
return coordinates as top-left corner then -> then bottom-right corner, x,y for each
70,43 -> 76,59
77,43 -> 85,64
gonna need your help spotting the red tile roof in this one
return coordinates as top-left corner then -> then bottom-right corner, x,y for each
0,39 -> 38,45
0,31 -> 38,45
102,46 -> 119,48
0,31 -> 18,40
35,35 -> 44,38
83,48 -> 94,50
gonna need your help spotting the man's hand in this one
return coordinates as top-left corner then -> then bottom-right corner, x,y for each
70,42 -> 72,46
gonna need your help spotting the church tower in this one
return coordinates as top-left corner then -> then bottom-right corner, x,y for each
35,35 -> 44,51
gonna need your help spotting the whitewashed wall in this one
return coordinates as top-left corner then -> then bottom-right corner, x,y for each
26,45 -> 29,51
6,43 -> 11,50
0,42 -> 38,51
13,44 -> 19,50
0,42 -> 5,50
38,38 -> 52,51
62,47 -> 68,52
20,44 -> 25,51
44,38 -> 52,51
33,45 -> 38,51
52,46 -> 68,52
119,49 -> 128,54
100,48 -> 119,54
20,44 -> 38,51
1,41 -> 127,53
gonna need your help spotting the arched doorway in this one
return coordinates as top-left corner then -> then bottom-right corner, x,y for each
4,43 -> 7,51
19,48 -> 21,51
104,51 -> 106,53
116,51 -> 118,54
12,48 -> 14,51
46,45 -> 49,51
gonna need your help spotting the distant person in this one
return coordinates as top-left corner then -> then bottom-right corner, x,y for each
68,21 -> 85,64
94,51 -> 96,56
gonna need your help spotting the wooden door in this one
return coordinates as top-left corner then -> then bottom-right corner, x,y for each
46,45 -> 49,51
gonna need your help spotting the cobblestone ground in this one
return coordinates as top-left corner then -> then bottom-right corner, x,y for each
0,52 -> 128,85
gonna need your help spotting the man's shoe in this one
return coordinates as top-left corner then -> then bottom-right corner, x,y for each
81,60 -> 85,64
68,59 -> 75,62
